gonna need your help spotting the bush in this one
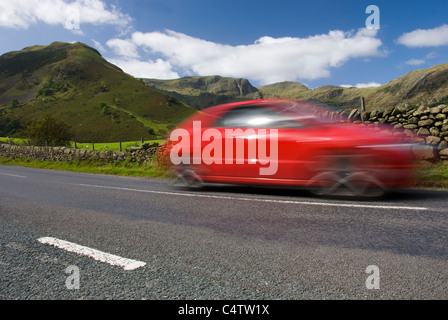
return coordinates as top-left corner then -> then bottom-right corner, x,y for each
37,80 -> 69,97
21,115 -> 73,146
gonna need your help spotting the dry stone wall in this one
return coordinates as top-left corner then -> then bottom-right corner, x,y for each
125,143 -> 160,163
343,104 -> 448,162
0,143 -> 127,162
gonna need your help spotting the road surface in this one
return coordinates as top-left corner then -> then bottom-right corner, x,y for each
1,165 -> 447,300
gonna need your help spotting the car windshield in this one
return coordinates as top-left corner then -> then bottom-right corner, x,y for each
215,105 -> 305,128
266,100 -> 340,124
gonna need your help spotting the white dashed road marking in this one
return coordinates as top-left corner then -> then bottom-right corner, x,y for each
0,172 -> 27,178
78,183 -> 429,211
37,237 -> 146,271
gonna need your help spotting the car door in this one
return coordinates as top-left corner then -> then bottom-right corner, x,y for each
208,105 -> 306,180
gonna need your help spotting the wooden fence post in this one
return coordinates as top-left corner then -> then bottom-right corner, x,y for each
361,97 -> 366,112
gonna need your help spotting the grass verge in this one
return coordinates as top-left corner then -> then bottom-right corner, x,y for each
415,161 -> 448,189
0,157 -> 447,189
0,157 -> 174,179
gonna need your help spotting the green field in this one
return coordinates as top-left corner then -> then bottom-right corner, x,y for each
70,140 -> 164,151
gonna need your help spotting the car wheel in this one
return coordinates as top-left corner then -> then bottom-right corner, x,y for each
308,154 -> 385,198
174,164 -> 204,190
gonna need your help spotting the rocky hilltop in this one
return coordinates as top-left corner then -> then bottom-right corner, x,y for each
142,75 -> 262,110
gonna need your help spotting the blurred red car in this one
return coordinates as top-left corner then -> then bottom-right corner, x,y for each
159,99 -> 417,197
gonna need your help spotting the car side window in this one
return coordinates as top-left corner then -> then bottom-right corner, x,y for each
214,106 -> 304,128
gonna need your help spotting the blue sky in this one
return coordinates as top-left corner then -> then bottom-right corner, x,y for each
0,0 -> 447,88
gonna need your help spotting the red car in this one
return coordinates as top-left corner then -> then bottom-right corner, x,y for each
159,99 -> 417,197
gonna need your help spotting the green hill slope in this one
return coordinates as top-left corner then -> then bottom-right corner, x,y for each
259,64 -> 448,111
0,42 -> 196,142
142,64 -> 448,112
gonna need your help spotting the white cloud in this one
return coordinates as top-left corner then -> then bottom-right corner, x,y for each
397,24 -> 448,47
122,28 -> 383,85
0,0 -> 132,31
425,51 -> 439,59
107,57 -> 179,79
405,59 -> 425,66
106,38 -> 139,58
340,82 -> 382,88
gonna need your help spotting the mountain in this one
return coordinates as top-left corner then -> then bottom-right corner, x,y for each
141,76 -> 262,110
259,64 -> 448,111
143,64 -> 448,112
5,41 -> 443,143
0,42 -> 196,142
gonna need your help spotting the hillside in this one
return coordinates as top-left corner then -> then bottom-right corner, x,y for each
260,64 -> 448,110
142,76 -> 262,109
143,64 -> 448,111
0,42 -> 196,142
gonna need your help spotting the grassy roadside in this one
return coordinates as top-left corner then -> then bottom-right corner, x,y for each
0,157 -> 174,179
415,161 -> 448,190
0,157 -> 447,189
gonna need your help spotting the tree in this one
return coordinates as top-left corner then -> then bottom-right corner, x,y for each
23,115 -> 73,146
0,118 -> 21,136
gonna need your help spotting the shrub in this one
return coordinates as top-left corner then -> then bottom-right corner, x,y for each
22,115 -> 73,146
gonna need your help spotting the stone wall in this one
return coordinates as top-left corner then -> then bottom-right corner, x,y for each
125,142 -> 160,163
344,104 -> 448,161
0,143 -> 127,162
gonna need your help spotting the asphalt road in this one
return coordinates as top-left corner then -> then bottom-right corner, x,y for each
0,164 -> 447,301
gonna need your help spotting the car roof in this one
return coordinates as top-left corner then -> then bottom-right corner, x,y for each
203,98 -> 329,116
202,99 -> 296,114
